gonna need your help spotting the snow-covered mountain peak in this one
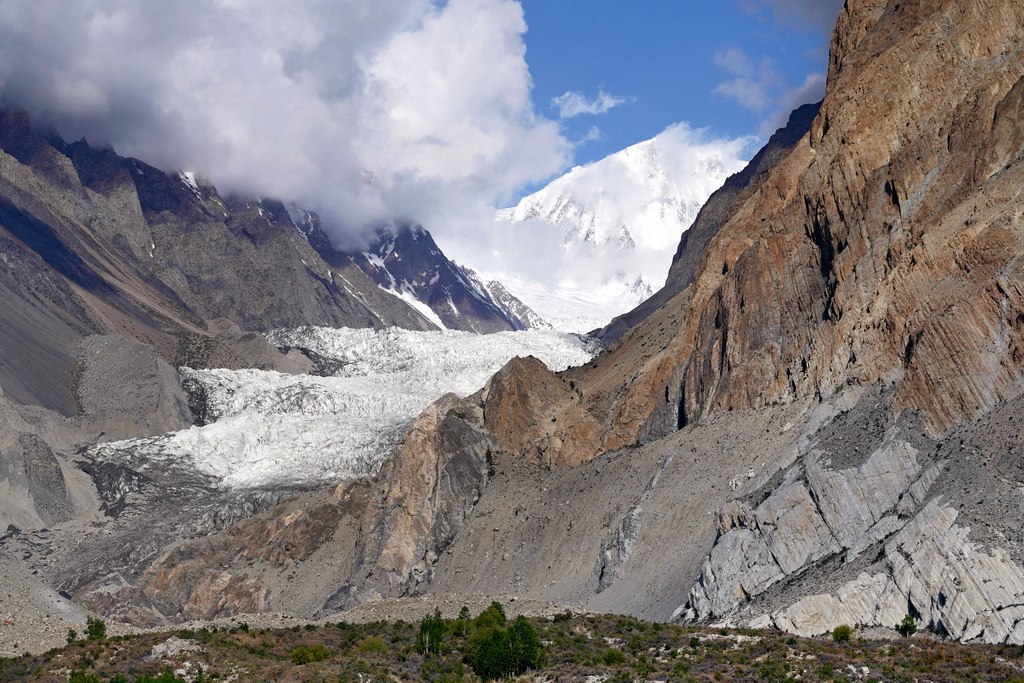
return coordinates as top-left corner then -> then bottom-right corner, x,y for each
494,123 -> 749,332
504,133 -> 739,252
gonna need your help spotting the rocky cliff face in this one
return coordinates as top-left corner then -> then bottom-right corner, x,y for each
578,0 -> 1024,450
598,102 -> 822,344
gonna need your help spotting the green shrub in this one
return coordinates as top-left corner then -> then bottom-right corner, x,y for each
896,614 -> 918,638
84,616 -> 106,641
509,617 -> 544,670
66,628 -> 78,644
290,643 -> 331,665
473,601 -> 507,630
602,647 -> 627,665
470,627 -> 511,680
355,635 -> 388,655
832,624 -> 853,643
469,616 -> 544,681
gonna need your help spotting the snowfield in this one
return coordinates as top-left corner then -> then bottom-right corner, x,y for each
89,327 -> 599,490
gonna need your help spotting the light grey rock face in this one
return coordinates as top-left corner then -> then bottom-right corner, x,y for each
75,335 -> 193,441
686,436 -> 923,622
0,433 -> 72,528
682,424 -> 1024,644
768,501 -> 1024,643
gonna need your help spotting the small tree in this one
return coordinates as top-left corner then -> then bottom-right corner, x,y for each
85,616 -> 106,641
832,624 -> 853,643
471,627 -> 513,681
469,614 -> 545,680
508,616 -> 544,671
452,605 -> 472,636
416,608 -> 445,655
474,601 -> 507,630
896,614 -> 918,637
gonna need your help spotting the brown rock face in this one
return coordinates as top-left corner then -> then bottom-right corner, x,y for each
579,0 -> 1024,449
484,356 -> 602,468
352,394 -> 492,593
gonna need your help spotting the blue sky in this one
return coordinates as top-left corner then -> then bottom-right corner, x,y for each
521,0 -> 840,167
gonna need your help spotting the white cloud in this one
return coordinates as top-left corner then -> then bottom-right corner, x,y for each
551,89 -> 631,119
712,47 -> 782,113
766,72 -> 826,129
712,47 -> 825,135
740,0 -> 844,33
577,126 -> 603,144
0,0 -> 571,244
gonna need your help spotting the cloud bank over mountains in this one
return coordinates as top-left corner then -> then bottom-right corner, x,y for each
0,0 -> 807,296
0,0 -> 570,243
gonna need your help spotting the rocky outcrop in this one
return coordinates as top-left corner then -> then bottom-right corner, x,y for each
684,434 -> 924,620
74,335 -> 193,441
351,223 -> 547,332
342,393 -> 493,598
483,356 -> 602,469
759,499 -> 1024,643
0,434 -> 72,528
677,386 -> 1024,643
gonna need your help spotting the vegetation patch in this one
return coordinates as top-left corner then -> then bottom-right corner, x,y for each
2,607 -> 1022,682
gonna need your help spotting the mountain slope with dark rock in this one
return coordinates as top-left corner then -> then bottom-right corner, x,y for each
0,107 -> 442,409
351,223 -> 546,332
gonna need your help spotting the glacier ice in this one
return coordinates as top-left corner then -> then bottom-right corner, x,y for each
89,327 -> 599,490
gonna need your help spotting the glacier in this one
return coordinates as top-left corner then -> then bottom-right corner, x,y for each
89,327 -> 599,490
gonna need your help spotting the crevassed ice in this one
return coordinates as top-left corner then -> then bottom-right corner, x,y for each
90,327 -> 599,490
